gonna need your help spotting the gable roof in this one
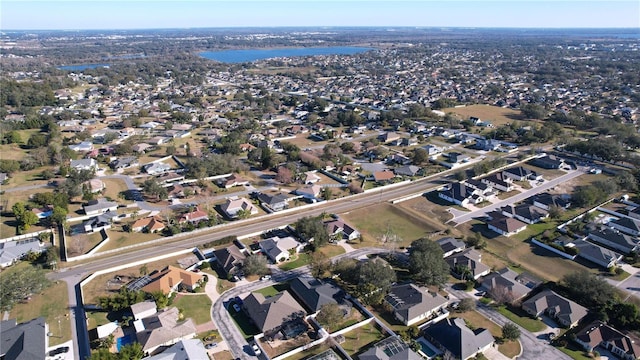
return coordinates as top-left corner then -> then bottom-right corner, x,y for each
445,248 -> 490,279
531,192 -> 571,208
424,318 -> 495,360
436,237 -> 466,255
609,217 -> 640,234
587,228 -> 639,253
213,245 -> 246,275
131,216 -> 166,232
503,166 -> 535,178
522,289 -> 588,326
373,171 -> 395,182
221,197 -> 257,215
143,339 -> 209,360
575,321 -> 640,357
487,217 -> 527,234
481,268 -> 533,300
384,283 -> 448,322
0,317 -> 47,360
257,193 -> 290,206
441,183 -> 478,203
242,291 -> 306,332
290,277 -> 343,313
142,266 -> 204,294
513,204 -> 548,222
358,336 -> 422,360
136,307 -> 197,352
394,165 -> 421,177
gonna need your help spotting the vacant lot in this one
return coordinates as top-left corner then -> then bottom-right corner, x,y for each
340,322 -> 387,356
343,203 -> 443,248
442,104 -> 533,127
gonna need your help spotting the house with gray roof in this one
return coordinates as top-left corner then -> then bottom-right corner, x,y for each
531,192 -> 571,211
134,307 -> 197,355
242,291 -> 306,333
143,339 -> 209,360
481,268 -> 536,302
445,248 -> 490,280
213,244 -> 246,277
0,317 -> 48,360
70,158 -> 98,171
358,336 -> 422,360
522,289 -> 588,328
609,217 -> 640,237
436,237 -> 466,258
257,193 -> 290,212
83,198 -> 118,216
259,236 -> 302,263
289,276 -> 343,313
143,162 -> 171,176
587,228 -> 640,254
502,203 -> 548,224
0,238 -> 45,268
423,318 -> 495,360
574,239 -> 624,269
384,283 -> 448,326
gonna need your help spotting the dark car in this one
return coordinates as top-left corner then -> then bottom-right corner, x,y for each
48,346 -> 70,356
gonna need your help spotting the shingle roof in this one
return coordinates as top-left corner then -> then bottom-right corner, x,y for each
136,307 -> 197,352
358,336 -> 422,360
242,291 -> 306,332
289,277 -> 343,312
384,284 -> 448,323
423,318 -> 494,360
522,290 -> 587,326
0,317 -> 47,360
142,266 -> 203,294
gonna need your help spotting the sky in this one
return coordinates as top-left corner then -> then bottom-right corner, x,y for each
1,1 -> 639,30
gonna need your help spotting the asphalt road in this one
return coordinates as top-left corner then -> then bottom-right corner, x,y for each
445,285 -> 571,360
449,169 -> 586,225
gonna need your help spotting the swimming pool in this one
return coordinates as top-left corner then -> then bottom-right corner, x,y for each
417,337 -> 441,359
116,334 -> 135,351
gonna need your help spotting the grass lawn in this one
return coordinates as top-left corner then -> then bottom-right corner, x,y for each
368,305 -> 409,334
213,351 -> 235,360
254,282 -> 290,297
318,244 -> 346,258
86,310 -> 111,330
101,178 -> 133,204
284,343 -> 330,360
556,342 -> 592,360
497,189 -> 521,200
229,302 -> 261,340
66,231 -> 105,257
453,311 -> 521,358
279,253 -> 311,270
96,230 -> 162,252
495,305 -> 546,332
343,203 -> 442,249
173,294 -> 212,325
340,322 -> 387,356
441,104 -> 531,127
10,279 -> 71,346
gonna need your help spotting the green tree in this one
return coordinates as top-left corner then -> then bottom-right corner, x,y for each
242,255 -> 269,276
408,238 -> 450,286
562,271 -> 617,308
502,323 -> 521,341
308,251 -> 331,278
457,298 -> 476,312
294,216 -> 330,249
356,258 -> 396,304
315,303 -> 344,331
12,202 -> 39,233
0,266 -> 50,311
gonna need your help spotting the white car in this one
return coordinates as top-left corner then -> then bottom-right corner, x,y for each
260,275 -> 271,281
252,343 -> 261,356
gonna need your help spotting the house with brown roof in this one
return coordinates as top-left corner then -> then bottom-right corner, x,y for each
142,266 -> 204,295
575,321 -> 640,360
217,173 -> 250,189
131,216 -> 166,233
178,206 -> 209,224
522,289 -> 588,328
373,170 -> 395,183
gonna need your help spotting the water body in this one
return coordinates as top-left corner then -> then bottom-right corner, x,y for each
199,46 -> 374,63
58,63 -> 110,71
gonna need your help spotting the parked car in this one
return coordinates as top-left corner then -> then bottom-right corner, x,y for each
252,343 -> 261,356
205,343 -> 218,349
260,275 -> 271,281
48,347 -> 69,356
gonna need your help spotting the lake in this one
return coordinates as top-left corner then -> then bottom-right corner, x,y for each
199,46 -> 374,63
58,63 -> 110,71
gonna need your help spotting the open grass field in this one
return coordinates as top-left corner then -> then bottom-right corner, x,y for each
495,305 -> 546,332
340,322 -> 387,356
453,311 -> 521,358
10,276 -> 71,346
66,231 -> 105,257
173,293 -> 212,325
80,253 -> 191,304
397,194 -> 456,225
283,343 -> 330,360
343,203 -> 443,248
101,178 -> 132,204
441,104 -> 534,127
96,230 -> 163,253
2,168 -> 51,190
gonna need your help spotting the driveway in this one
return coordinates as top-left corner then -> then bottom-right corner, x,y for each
450,169 -> 585,225
607,266 -> 640,300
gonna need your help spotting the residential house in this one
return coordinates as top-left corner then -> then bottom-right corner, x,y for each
131,216 -> 166,233
574,321 -> 640,360
242,291 -> 306,333
0,237 -> 45,268
380,132 -> 401,144
487,217 -> 528,237
303,171 -> 322,184
257,193 -> 290,212
131,301 -> 158,321
32,206 -> 53,219
574,240 -> 624,269
439,183 -> 484,207
522,289 -> 588,328
132,143 -> 153,154
0,317 -> 48,360
135,307 -> 197,355
143,162 -> 171,176
82,212 -> 117,233
69,141 -> 94,152
0,172 -> 8,183
259,236 -> 301,263
384,283 -> 449,326
507,204 -> 549,224
481,268 -> 536,302
480,172 -> 514,192
587,228 -> 640,254
295,184 -> 323,200
358,336 -> 422,360
444,152 -> 470,165
389,153 -> 412,165
109,156 -> 139,170
394,165 -> 421,177
213,244 -> 246,278
373,170 -> 395,183
70,158 -> 98,171
436,237 -> 466,258
143,339 -> 209,360
83,198 -> 118,216
178,206 -> 209,224
609,217 -> 640,237
423,145 -> 442,158
141,265 -> 204,295
324,219 -> 361,241
83,179 -> 105,193
423,318 -> 495,360
463,178 -> 494,197
445,248 -> 491,280
217,174 -> 250,189
148,136 -> 169,146
475,138 -> 502,151
531,193 -> 571,211
502,166 -> 542,182
289,276 -> 344,313
221,197 -> 259,219
158,173 -> 186,185
530,155 -> 565,169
